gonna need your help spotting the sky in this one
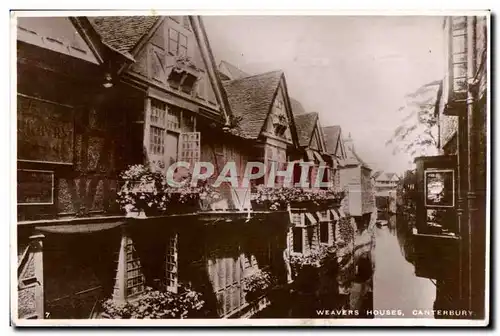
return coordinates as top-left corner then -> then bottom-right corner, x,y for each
203,15 -> 445,174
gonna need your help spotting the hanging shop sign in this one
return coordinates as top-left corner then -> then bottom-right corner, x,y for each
424,169 -> 455,208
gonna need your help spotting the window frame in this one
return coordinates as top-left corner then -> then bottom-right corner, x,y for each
168,28 -> 188,57
149,99 -> 197,169
125,237 -> 145,297
165,233 -> 178,293
150,100 -> 167,156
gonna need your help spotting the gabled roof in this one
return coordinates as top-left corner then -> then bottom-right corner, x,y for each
17,17 -> 104,65
218,70 -> 231,81
219,60 -> 250,80
290,98 -> 306,115
375,172 -> 399,182
348,151 -> 369,169
322,125 -> 341,155
294,112 -> 318,147
223,70 -> 283,139
371,170 -> 383,179
385,172 -> 397,180
343,137 -> 370,170
89,16 -> 160,59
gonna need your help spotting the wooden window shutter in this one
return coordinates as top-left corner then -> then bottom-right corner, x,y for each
217,258 -> 226,292
214,143 -> 225,177
303,227 -> 309,255
224,257 -> 233,314
329,221 -> 335,246
207,258 -> 217,290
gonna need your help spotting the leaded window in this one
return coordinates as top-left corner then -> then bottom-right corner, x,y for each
168,28 -> 188,57
125,237 -> 145,296
166,234 -> 178,293
167,108 -> 181,131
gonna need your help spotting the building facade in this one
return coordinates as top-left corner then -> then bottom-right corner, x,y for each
337,134 -> 375,232
17,15 -> 364,320
413,15 -> 488,319
372,171 -> 399,195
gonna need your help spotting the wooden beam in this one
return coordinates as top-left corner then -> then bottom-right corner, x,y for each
29,233 -> 45,319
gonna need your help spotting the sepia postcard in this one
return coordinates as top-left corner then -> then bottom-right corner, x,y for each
11,10 -> 490,327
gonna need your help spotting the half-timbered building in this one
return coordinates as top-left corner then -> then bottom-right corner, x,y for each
17,15 -> 366,320
17,15 -> 308,319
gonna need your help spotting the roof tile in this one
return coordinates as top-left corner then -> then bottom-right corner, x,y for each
322,125 -> 341,155
223,70 -> 283,139
219,60 -> 250,80
294,112 -> 318,147
89,16 -> 160,55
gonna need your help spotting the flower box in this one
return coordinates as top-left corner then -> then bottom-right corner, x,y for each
242,270 -> 276,303
250,200 -> 285,211
245,290 -> 265,303
166,192 -> 201,214
289,200 -> 317,209
101,285 -> 206,319
117,165 -> 221,217
251,186 -> 346,211
251,200 -> 271,211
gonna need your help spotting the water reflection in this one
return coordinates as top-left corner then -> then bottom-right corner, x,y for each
388,214 -> 396,235
376,212 -> 415,265
394,213 -> 415,264
373,214 -> 436,318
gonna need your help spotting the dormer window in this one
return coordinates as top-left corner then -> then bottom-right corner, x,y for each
273,113 -> 288,136
167,56 -> 202,93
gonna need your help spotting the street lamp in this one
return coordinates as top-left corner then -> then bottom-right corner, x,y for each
102,73 -> 113,89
